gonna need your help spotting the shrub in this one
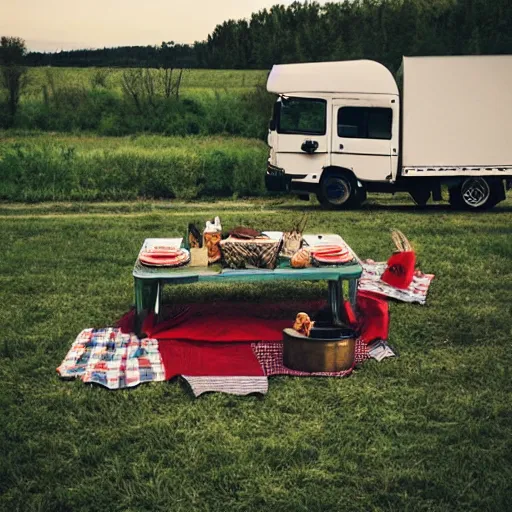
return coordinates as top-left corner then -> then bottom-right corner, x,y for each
0,135 -> 268,201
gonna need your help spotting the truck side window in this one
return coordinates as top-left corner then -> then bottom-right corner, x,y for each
338,107 -> 392,140
278,98 -> 327,135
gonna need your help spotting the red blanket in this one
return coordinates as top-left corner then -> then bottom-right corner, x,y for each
117,296 -> 387,380
159,341 -> 263,379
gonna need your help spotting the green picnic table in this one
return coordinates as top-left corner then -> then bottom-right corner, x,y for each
132,238 -> 363,337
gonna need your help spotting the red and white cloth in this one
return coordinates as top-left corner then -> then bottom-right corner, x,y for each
57,328 -> 165,390
58,261 -> 434,394
182,376 -> 268,397
359,261 -> 435,304
253,340 -> 369,378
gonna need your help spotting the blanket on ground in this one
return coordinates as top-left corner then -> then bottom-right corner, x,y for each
359,261 -> 435,304
181,337 -> 370,397
182,376 -> 269,397
56,328 -> 165,390
57,297 -> 386,392
253,340 -> 369,377
58,262 -> 434,393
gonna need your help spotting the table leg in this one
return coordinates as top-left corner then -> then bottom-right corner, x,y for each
146,280 -> 161,325
349,278 -> 358,309
134,278 -> 144,336
328,278 -> 343,326
154,281 -> 161,322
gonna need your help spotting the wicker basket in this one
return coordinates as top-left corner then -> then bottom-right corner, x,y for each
220,237 -> 281,269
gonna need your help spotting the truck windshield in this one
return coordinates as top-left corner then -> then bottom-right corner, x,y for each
277,97 -> 326,135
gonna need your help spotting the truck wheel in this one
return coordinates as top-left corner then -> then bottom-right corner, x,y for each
449,177 -> 503,210
317,173 -> 360,210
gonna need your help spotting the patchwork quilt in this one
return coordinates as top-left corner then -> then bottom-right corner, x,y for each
57,328 -> 165,390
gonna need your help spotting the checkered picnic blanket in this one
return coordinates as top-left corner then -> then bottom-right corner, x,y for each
359,261 -> 435,304
252,338 -> 369,377
57,328 -> 165,390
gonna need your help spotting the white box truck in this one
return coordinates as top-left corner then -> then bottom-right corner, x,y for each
265,56 -> 512,210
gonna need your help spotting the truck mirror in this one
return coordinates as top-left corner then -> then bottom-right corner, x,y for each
269,119 -> 276,131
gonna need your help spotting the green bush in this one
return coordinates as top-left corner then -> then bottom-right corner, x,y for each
0,134 -> 268,201
13,80 -> 275,139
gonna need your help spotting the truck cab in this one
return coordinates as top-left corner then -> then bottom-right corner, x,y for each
266,57 -> 512,210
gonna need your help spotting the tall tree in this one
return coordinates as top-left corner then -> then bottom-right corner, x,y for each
23,1 -> 512,71
0,36 -> 28,126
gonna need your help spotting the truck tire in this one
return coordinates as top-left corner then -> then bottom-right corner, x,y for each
449,177 -> 503,210
316,173 -> 361,210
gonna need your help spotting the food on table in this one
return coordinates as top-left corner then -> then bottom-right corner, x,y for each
204,216 -> 222,264
281,214 -> 308,258
139,247 -> 190,267
204,231 -> 222,263
310,244 -> 354,265
290,248 -> 311,268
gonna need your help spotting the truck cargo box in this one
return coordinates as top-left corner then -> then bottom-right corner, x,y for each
402,56 -> 512,169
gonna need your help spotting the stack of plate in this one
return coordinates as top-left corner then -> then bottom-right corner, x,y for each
310,244 -> 354,265
139,247 -> 190,267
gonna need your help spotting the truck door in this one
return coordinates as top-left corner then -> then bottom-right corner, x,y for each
273,96 -> 330,179
331,97 -> 398,182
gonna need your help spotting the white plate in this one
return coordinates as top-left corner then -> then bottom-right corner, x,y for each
302,234 -> 344,247
262,231 -> 283,241
143,238 -> 183,251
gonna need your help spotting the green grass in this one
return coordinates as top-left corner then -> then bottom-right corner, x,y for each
1,197 -> 511,511
3,68 -> 275,137
23,67 -> 268,99
0,133 -> 268,201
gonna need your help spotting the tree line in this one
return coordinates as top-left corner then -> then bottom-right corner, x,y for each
23,0 -> 512,72
26,42 -> 197,69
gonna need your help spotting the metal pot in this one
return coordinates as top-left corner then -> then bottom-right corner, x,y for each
283,326 -> 356,373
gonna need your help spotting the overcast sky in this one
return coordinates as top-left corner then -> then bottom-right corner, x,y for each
1,0 -> 327,52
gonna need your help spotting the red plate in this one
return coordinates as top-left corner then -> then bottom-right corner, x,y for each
139,248 -> 190,267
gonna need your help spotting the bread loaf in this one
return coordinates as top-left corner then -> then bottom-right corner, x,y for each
290,248 -> 311,268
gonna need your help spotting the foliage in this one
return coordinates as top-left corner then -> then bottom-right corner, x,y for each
8,68 -> 275,139
10,0 -> 512,138
121,67 -> 185,113
0,36 -> 29,127
201,0 -> 512,71
90,67 -> 112,89
22,67 -> 267,98
0,133 -> 267,201
0,197 -> 511,511
0,36 -> 27,65
23,0 -> 512,71
26,41 -> 198,68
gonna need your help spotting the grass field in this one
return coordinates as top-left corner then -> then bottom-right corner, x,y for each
1,68 -> 274,137
1,197 -> 511,511
23,68 -> 268,100
5,68 -> 275,137
0,133 -> 268,201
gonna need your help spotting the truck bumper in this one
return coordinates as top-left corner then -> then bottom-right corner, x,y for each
265,164 -> 289,192
265,164 -> 318,194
